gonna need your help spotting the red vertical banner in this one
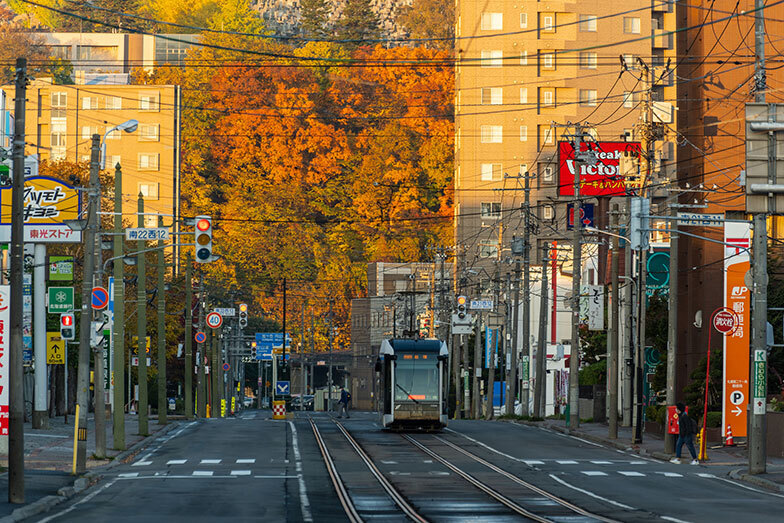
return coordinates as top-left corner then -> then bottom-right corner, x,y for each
723,223 -> 751,437
0,285 -> 8,438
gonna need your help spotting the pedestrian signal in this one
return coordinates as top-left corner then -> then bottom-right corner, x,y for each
194,215 -> 213,263
60,313 -> 75,340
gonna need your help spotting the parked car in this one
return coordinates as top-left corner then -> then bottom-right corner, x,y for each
291,395 -> 314,411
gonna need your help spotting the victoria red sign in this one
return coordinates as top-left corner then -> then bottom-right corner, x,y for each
558,141 -> 642,196
713,310 -> 737,334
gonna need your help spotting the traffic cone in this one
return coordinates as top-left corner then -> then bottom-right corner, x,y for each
725,425 -> 735,446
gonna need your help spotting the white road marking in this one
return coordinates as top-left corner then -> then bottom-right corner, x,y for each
231,470 -> 252,476
131,461 -> 152,467
591,461 -> 613,465
236,458 -> 256,464
423,460 -> 433,464
445,427 -> 533,465
389,471 -> 411,476
549,474 -> 636,510
568,435 -> 605,448
381,460 -> 398,464
37,479 -> 119,523
254,475 -> 299,479
707,475 -> 784,499
657,472 -> 683,478
629,460 -> 648,465
118,473 -> 139,478
200,459 -> 221,464
581,471 -> 608,476
661,516 -> 693,523
288,421 -> 314,522
618,471 -> 645,477
24,433 -> 68,438
696,473 -> 715,478
524,460 -> 545,466
167,459 -> 187,465
556,460 -> 578,464
193,471 -> 213,476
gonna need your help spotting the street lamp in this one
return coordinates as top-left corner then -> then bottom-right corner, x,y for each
100,119 -> 138,170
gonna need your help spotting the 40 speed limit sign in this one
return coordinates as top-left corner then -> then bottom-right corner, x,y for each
206,311 -> 223,329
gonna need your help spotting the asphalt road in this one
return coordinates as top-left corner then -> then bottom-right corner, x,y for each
31,411 -> 784,522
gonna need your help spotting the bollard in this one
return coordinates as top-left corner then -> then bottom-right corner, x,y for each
272,400 -> 286,420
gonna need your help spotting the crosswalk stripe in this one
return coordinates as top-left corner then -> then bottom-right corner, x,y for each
236,459 -> 256,464
629,461 -> 647,465
618,471 -> 645,477
582,471 -> 608,476
119,473 -> 139,478
167,460 -> 187,465
132,461 -> 152,467
231,470 -> 252,476
556,460 -> 578,464
524,460 -> 544,466
658,472 -> 683,477
200,459 -> 221,464
193,471 -> 214,476
590,461 -> 613,465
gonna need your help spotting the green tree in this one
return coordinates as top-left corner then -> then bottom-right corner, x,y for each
334,0 -> 379,48
396,0 -> 454,50
300,0 -> 330,38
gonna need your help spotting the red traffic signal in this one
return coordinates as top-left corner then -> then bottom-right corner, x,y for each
61,313 -> 73,327
194,215 -> 213,263
196,218 -> 211,232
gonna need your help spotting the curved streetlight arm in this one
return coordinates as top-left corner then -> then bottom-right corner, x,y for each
100,119 -> 139,169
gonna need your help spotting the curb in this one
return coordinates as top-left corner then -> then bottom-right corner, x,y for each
729,468 -> 784,493
0,421 -> 184,522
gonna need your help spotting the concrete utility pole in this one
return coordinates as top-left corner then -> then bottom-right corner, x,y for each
534,244 -> 549,418
327,299 -> 334,411
473,311 -> 482,419
608,205 -> 620,439
569,126 -> 585,430
507,262 -> 521,416
9,57 -> 27,503
622,209 -> 633,427
212,327 -> 221,416
664,198 -> 679,453
196,274 -> 205,418
33,241 -> 47,429
301,304 -> 306,410
521,171 -> 532,415
485,264 -> 500,419
157,215 -> 167,425
75,135 -> 100,473
112,163 -> 125,450
89,136 -> 106,460
184,254 -> 193,420
749,0 -> 768,475
137,194 -> 148,435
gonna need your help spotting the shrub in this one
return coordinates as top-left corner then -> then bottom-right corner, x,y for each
706,411 -> 722,428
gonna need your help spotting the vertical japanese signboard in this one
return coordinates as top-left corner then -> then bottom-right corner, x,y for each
0,285 -> 9,441
723,222 -> 751,437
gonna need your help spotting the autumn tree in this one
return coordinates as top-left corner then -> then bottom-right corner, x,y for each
138,0 -> 263,33
396,0 -> 454,50
0,24 -> 73,84
299,0 -> 330,39
334,0 -> 379,48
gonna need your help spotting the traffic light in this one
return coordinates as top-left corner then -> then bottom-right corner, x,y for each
456,295 -> 468,320
194,215 -> 213,263
238,303 -> 248,328
60,313 -> 75,341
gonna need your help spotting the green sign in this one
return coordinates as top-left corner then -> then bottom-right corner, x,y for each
521,355 -> 530,381
754,360 -> 767,398
48,255 -> 74,282
47,286 -> 74,314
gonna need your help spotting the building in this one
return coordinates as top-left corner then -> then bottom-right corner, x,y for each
2,77 -> 181,227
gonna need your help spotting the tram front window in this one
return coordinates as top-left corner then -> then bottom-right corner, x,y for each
394,353 -> 438,402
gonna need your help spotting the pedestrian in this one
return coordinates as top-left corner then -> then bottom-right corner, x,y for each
337,386 -> 351,418
670,402 -> 699,464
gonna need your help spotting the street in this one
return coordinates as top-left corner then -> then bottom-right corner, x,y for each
28,411 -> 784,522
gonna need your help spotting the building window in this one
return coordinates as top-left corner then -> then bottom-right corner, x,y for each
579,89 -> 598,106
542,204 -> 555,221
541,126 -> 554,145
520,125 -> 528,141
542,14 -> 554,32
139,124 -> 160,141
541,88 -> 555,107
481,87 -> 503,105
105,129 -> 121,140
539,163 -> 555,183
481,202 -> 502,219
623,54 -> 638,69
106,96 -> 122,110
520,87 -> 528,104
51,92 -> 67,118
520,51 -> 528,66
479,240 -> 499,258
520,13 -> 528,28
50,121 -> 66,161
541,52 -> 555,70
481,163 -> 501,181
623,91 -> 635,108
623,17 -> 641,34
480,125 -> 503,143
81,97 -> 98,110
138,182 -> 159,200
580,51 -> 597,69
481,12 -> 503,30
109,155 -> 122,169
81,126 -> 98,140
139,93 -> 160,111
520,164 -> 529,176
579,14 -> 597,32
481,50 -> 503,68
138,153 -> 159,170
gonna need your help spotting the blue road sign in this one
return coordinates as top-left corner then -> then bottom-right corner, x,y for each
255,332 -> 291,360
91,286 -> 109,310
276,381 -> 290,395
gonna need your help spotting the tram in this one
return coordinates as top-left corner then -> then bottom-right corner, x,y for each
376,338 -> 449,431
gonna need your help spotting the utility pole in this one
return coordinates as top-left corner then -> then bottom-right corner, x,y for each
473,311 -> 482,419
8,57 -> 27,503
521,171 -> 532,415
301,304 -> 306,410
157,215 -> 166,425
327,299 -> 334,411
665,198 -> 678,453
212,327 -> 221,416
569,125 -> 585,430
196,274 -> 205,418
75,134 -> 99,473
184,254 -> 193,420
486,264 -> 500,419
507,262 -> 520,416
622,207 -> 633,427
608,204 -> 620,439
137,194 -> 148,435
112,162 -> 125,450
89,135 -> 106,460
534,244 -> 549,418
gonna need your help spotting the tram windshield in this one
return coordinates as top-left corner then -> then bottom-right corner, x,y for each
394,353 -> 439,402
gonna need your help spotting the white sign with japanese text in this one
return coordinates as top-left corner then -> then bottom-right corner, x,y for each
0,224 -> 81,243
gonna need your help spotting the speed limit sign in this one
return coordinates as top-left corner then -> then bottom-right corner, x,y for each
206,311 -> 223,329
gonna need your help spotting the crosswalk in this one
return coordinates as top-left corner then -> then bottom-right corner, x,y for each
522,459 -> 649,467
131,458 -> 257,467
121,456 -> 281,479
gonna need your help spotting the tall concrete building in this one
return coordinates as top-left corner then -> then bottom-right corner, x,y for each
454,1 -> 678,338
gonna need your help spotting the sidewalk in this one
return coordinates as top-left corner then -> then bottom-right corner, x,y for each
516,418 -> 784,492
0,413 -> 180,520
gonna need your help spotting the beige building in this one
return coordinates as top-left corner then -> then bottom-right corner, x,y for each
454,1 -> 677,295
3,79 -> 181,226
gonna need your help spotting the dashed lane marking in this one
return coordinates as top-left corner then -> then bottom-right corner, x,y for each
581,471 -> 608,476
524,460 -> 545,466
231,470 -> 252,476
618,471 -> 645,477
236,458 -> 256,464
556,460 -> 578,464
549,474 -> 636,510
591,461 -> 613,465
200,459 -> 221,464
657,472 -> 683,478
193,471 -> 214,476
167,459 -> 187,465
131,461 -> 152,467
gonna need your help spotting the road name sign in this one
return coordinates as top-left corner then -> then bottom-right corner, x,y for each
677,213 -> 723,227
125,228 -> 169,241
470,299 -> 493,310
206,312 -> 223,329
91,286 -> 109,310
213,307 -> 236,317
47,286 -> 74,314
